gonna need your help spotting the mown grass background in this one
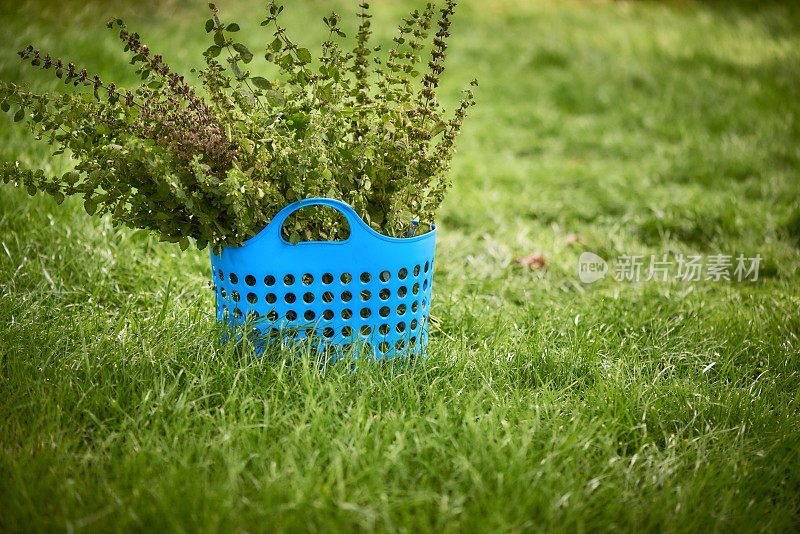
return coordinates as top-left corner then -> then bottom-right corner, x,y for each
1,0 -> 799,531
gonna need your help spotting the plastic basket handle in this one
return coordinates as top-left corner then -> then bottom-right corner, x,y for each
264,197 -> 367,244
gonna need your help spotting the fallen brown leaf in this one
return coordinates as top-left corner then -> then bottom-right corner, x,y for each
566,234 -> 587,245
517,252 -> 547,269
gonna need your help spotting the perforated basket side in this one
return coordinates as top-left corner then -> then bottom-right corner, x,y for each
210,198 -> 437,360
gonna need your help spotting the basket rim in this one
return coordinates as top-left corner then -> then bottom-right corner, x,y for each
232,197 -> 437,250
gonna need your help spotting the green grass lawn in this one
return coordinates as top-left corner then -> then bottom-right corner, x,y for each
2,0 -> 800,531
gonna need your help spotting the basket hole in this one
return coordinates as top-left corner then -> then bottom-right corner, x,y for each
341,273 -> 352,284
245,275 -> 256,286
247,310 -> 260,321
229,273 -> 238,284
220,288 -> 227,298
267,310 -> 279,321
397,304 -> 406,315
269,328 -> 280,338
422,298 -> 427,308
231,290 -> 240,302
379,324 -> 390,336
218,270 -> 224,281
342,326 -> 353,337
412,301 -> 419,312
264,275 -> 276,286
284,293 -> 296,304
286,310 -> 298,321
362,342 -> 373,355
341,309 -> 353,319
379,306 -> 390,318
323,327 -> 335,338
379,288 -> 390,300
284,274 -> 295,286
302,273 -> 313,285
395,339 -> 406,350
304,310 -> 316,321
410,336 -> 417,345
303,292 -> 314,303
322,273 -> 333,284
398,286 -> 407,298
360,290 -> 371,301
423,279 -> 428,291
396,322 -> 406,333
305,328 -> 316,338
323,309 -> 334,320
410,318 -> 418,330
281,204 -> 350,243
341,291 -> 352,302
360,308 -> 371,318
413,265 -> 420,277
266,293 -> 277,304
379,270 -> 391,282
412,283 -> 420,295
360,272 -> 371,283
234,308 -> 242,318
424,261 -> 429,273
247,292 -> 258,304
398,268 -> 408,280
322,291 -> 334,303
378,341 -> 390,354
360,325 -> 372,336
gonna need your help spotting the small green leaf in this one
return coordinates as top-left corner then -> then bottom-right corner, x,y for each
296,70 -> 309,87
226,23 -> 240,32
230,61 -> 245,80
205,45 -> 221,58
214,32 -> 225,46
271,37 -> 282,52
279,55 -> 293,70
264,90 -> 286,107
289,231 -> 301,245
205,18 -> 214,32
251,76 -> 272,90
84,198 -> 97,215
13,108 -> 24,122
179,237 -> 189,251
232,43 -> 253,63
296,48 -> 312,64
429,121 -> 446,137
157,180 -> 170,198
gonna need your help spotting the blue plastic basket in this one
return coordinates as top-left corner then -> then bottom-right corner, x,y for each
210,198 -> 436,360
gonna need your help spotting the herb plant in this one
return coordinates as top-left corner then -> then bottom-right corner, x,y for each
0,2 -> 476,252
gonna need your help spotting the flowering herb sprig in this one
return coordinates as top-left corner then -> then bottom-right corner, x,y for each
1,2 -> 477,252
